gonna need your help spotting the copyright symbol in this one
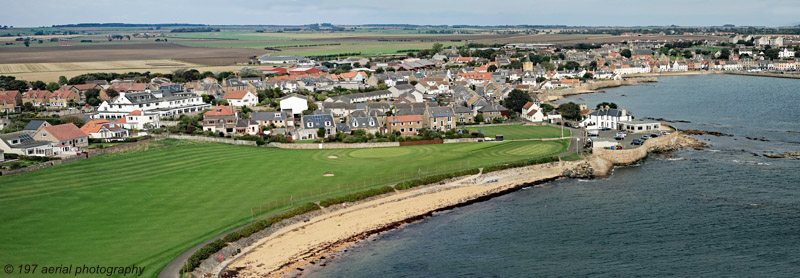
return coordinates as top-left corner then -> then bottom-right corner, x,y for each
3,264 -> 12,274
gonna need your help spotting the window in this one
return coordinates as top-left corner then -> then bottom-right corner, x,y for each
307,122 -> 313,128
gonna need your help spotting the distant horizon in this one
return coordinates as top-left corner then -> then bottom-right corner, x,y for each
8,22 -> 800,29
3,0 -> 799,28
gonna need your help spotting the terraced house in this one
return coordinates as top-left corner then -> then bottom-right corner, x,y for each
426,106 -> 455,131
386,114 -> 423,136
94,91 -> 209,119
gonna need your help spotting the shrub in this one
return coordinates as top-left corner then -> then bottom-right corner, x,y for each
182,239 -> 226,273
319,186 -> 395,207
184,202 -> 320,272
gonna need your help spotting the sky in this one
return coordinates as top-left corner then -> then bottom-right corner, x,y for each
2,0 -> 799,27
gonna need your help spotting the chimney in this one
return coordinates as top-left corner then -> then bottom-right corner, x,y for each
621,108 -> 627,116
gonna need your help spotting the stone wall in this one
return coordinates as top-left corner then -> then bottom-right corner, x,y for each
539,77 -> 658,102
444,138 -> 483,144
589,132 -> 679,176
166,135 -> 257,146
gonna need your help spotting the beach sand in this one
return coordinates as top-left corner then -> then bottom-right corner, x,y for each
220,162 -> 574,278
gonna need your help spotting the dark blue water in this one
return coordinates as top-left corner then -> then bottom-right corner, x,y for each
308,75 -> 800,277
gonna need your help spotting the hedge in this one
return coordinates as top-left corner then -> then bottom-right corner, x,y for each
394,168 -> 480,190
182,202 -> 320,273
318,186 -> 395,207
482,156 -> 559,174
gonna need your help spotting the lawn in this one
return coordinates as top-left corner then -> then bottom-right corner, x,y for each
466,124 -> 570,140
0,138 -> 568,278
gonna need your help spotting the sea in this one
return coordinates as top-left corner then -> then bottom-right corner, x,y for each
307,75 -> 800,277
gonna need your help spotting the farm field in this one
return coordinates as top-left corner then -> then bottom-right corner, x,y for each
0,60 -> 199,74
0,138 -> 569,278
0,43 -> 265,64
6,65 -> 244,83
467,124 -> 570,140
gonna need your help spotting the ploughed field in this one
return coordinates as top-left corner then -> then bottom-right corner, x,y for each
0,138 -> 568,278
467,124 -> 569,140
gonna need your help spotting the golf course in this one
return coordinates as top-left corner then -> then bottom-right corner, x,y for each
467,124 -> 569,140
0,137 -> 569,277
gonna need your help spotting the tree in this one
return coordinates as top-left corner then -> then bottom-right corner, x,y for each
556,102 -> 581,121
45,82 -> 60,92
375,67 -> 384,74
487,65 -> 498,72
564,61 -> 580,71
503,89 -> 533,112
541,103 -> 554,114
31,80 -> 46,90
62,116 -> 85,127
22,102 -> 34,111
764,48 -> 780,60
719,48 -> 731,60
24,40 -> 29,47
541,62 -> 556,71
620,49 -> 632,58
536,77 -> 547,83
307,99 -> 318,112
317,128 -> 326,139
106,88 -> 119,99
475,114 -> 484,123
683,50 -> 693,59
583,72 -> 594,79
432,42 -> 443,54
410,80 -> 418,85
58,76 -> 68,85
588,61 -> 598,71
596,102 -> 618,109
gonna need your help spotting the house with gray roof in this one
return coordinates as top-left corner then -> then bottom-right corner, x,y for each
0,131 -> 53,156
580,107 -> 633,130
298,113 -> 336,140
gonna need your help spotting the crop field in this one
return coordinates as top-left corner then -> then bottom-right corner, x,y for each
0,60 -> 199,74
0,138 -> 568,278
467,124 -> 570,140
0,43 -> 265,64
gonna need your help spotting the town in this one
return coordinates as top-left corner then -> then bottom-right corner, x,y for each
1,31 -> 797,166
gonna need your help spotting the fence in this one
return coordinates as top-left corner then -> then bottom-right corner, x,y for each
399,139 -> 443,146
269,142 -> 399,149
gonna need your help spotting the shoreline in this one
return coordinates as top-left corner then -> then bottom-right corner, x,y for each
213,134 -> 696,278
218,162 -> 579,278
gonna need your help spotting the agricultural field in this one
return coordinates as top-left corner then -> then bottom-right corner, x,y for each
0,60 -> 198,74
467,124 -> 570,140
0,138 -> 569,278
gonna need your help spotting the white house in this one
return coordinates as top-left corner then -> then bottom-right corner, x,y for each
779,48 -> 796,59
279,94 -> 308,115
117,110 -> 161,130
94,91 -> 209,120
223,90 -> 258,107
580,108 -> 633,130
521,100 -> 545,122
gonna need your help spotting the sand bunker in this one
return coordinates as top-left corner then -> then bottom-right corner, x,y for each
327,155 -> 338,159
323,172 -> 335,177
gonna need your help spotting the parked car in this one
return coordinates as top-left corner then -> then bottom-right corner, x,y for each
650,133 -> 660,138
616,132 -> 627,138
601,127 -> 612,131
641,135 -> 651,140
614,135 -> 624,140
660,131 -> 670,135
631,139 -> 643,145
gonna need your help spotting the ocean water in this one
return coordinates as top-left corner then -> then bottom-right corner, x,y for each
307,75 -> 800,277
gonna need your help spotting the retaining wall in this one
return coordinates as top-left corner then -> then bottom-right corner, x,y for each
166,135 -> 257,146
444,138 -> 483,144
589,132 -> 678,176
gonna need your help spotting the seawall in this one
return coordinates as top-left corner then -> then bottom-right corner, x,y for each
589,132 -> 696,176
539,77 -> 659,102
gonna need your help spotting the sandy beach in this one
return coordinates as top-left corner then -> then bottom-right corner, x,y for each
219,161 -> 578,278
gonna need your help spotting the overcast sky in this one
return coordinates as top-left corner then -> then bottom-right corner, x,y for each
3,0 -> 799,27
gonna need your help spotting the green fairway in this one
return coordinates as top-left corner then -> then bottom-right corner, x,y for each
0,138 -> 568,277
466,124 -> 570,140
